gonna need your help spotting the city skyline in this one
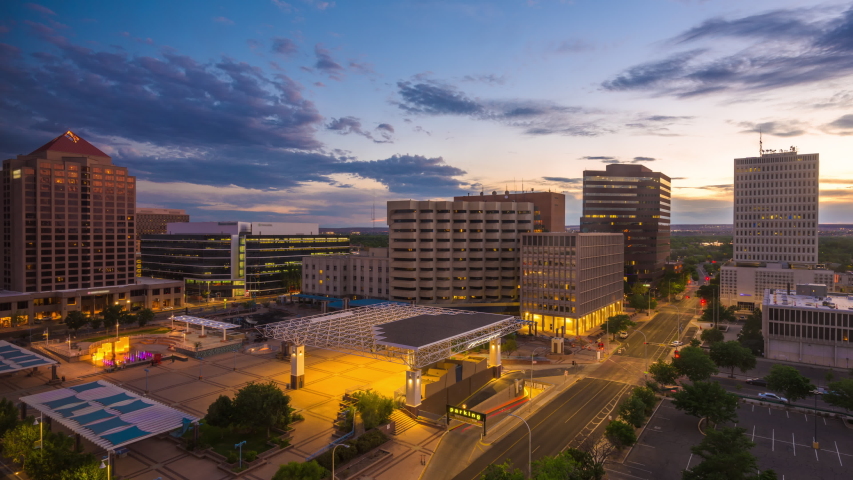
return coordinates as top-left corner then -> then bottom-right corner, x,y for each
1,0 -> 852,226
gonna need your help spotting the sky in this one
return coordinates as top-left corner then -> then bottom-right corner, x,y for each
1,0 -> 852,227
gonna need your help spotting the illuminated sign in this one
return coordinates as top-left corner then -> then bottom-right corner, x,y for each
447,405 -> 487,433
87,290 -> 110,295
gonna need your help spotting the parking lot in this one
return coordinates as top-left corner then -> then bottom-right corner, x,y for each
607,400 -> 852,480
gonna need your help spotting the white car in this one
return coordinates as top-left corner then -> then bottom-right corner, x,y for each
670,340 -> 683,347
758,392 -> 788,403
812,387 -> 829,395
618,331 -> 629,339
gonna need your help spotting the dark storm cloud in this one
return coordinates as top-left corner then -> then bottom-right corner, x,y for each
396,80 -> 604,136
602,6 -> 853,98
738,120 -> 808,137
271,37 -> 299,56
822,114 -> 853,135
313,44 -> 344,80
0,29 -> 467,197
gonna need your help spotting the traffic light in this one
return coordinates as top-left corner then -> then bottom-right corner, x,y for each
712,260 -> 716,264
673,350 -> 681,359
700,298 -> 707,306
598,342 -> 605,350
684,295 -> 690,299
705,276 -> 710,281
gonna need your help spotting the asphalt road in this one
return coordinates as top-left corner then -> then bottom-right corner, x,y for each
449,378 -> 628,480
621,295 -> 699,360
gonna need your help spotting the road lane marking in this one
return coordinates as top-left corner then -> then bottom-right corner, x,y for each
792,433 -> 795,456
685,453 -> 693,471
823,417 -> 827,425
752,425 -> 755,441
836,441 -> 843,466
637,443 -> 655,448
786,411 -> 789,418
532,445 -> 540,454
772,429 -> 774,451
814,444 -> 819,461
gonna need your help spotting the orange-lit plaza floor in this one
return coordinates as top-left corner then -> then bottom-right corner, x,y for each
0,345 -> 442,479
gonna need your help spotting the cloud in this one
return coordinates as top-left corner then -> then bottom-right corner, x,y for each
602,6 -> 853,97
313,44 -> 344,80
542,176 -> 581,184
212,16 -> 234,25
326,117 -> 395,144
549,38 -> 595,54
348,61 -> 374,75
396,79 -> 605,137
271,0 -> 293,13
737,120 -> 808,137
580,156 -> 617,161
25,3 -> 55,15
822,114 -> 853,135
671,177 -> 688,180
461,74 -> 507,85
0,27 -> 468,199
271,37 -> 298,56
633,156 -> 656,162
681,184 -> 734,191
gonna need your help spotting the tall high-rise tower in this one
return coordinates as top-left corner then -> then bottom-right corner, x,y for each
732,150 -> 819,264
580,164 -> 671,285
1,131 -> 137,293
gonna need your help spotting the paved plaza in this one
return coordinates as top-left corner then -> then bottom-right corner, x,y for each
0,343 -> 444,479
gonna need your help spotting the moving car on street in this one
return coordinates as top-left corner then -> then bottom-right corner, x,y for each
758,392 -> 788,403
746,377 -> 767,386
618,331 -> 628,339
670,340 -> 683,347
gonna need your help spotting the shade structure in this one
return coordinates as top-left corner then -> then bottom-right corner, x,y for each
0,340 -> 57,373
170,315 -> 240,331
20,380 -> 199,451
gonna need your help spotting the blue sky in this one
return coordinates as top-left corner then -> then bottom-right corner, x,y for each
2,0 -> 852,226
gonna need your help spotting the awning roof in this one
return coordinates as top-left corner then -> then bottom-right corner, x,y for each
0,340 -> 57,373
327,298 -> 409,309
21,380 -> 199,451
171,315 -> 239,330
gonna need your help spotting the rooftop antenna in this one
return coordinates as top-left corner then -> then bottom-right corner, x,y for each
759,127 -> 763,156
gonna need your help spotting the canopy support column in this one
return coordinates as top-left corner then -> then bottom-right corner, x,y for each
405,369 -> 422,416
489,338 -> 502,368
290,345 -> 305,390
200,325 -> 205,338
222,328 -> 227,342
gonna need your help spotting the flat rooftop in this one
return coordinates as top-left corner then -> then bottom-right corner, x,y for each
763,291 -> 853,311
373,312 -> 514,350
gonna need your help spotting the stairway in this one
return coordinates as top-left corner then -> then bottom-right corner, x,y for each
390,409 -> 419,436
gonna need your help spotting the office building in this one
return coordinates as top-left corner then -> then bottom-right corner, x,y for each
136,208 -> 190,236
454,191 -> 565,232
301,248 -> 390,299
580,164 -> 671,285
386,200 -> 534,306
141,221 -> 349,299
721,150 -> 832,309
762,284 -> 853,367
520,233 -> 624,336
0,131 -> 183,327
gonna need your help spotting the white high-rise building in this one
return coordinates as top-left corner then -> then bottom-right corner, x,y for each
722,150 -> 834,310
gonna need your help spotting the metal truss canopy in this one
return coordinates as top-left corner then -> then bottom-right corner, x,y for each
259,304 -> 528,369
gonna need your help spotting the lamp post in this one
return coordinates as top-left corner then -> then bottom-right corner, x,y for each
814,393 -> 819,449
634,330 -> 648,371
143,368 -> 150,395
99,454 -> 110,479
530,347 -> 545,398
506,413 -> 532,478
234,441 -> 246,469
33,414 -> 43,449
332,443 -> 351,480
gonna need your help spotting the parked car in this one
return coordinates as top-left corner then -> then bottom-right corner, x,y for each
618,331 -> 629,339
670,340 -> 683,347
746,378 -> 767,386
758,392 -> 788,403
812,387 -> 829,395
661,384 -> 683,393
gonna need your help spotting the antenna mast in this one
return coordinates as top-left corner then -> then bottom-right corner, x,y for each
759,127 -> 763,156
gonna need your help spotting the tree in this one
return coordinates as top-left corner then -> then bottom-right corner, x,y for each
618,395 -> 647,428
2,421 -> 39,468
683,427 -> 776,480
700,328 -> 725,345
11,310 -> 25,327
738,308 -> 764,356
672,346 -> 718,382
63,311 -> 88,333
632,386 -> 657,415
672,381 -> 739,426
25,430 -> 95,480
709,341 -> 756,378
765,364 -> 814,403
272,460 -> 326,480
88,314 -> 103,330
701,301 -> 736,324
481,460 -> 525,480
605,420 -> 637,449
823,379 -> 853,411
233,381 -> 291,437
531,450 -> 583,479
566,437 -> 613,480
351,390 -> 394,430
60,461 -> 107,480
605,314 -> 635,336
502,335 -> 518,357
206,395 -> 236,427
101,304 -> 125,329
649,360 -> 679,385
136,308 -> 155,328
0,398 -> 18,438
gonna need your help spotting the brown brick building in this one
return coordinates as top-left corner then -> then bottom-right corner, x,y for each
455,191 -> 565,233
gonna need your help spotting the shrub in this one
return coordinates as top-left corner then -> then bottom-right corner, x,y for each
605,420 -> 637,449
355,429 -> 389,454
618,395 -> 647,428
272,461 -> 327,480
245,450 -> 258,462
315,440 -> 358,471
632,387 -> 657,416
226,451 -> 238,464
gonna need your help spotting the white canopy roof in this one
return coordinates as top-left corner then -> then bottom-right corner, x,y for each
0,340 -> 57,373
172,315 -> 240,330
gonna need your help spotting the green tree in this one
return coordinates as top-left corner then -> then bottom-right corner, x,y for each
737,308 -> 764,356
206,395 -> 236,428
683,427 -> 776,480
709,341 -> 757,378
765,364 -> 814,403
88,314 -> 103,330
0,398 -> 18,438
649,360 -> 679,386
2,421 -> 39,468
689,338 -> 701,347
59,461 -> 107,480
531,451 -> 584,479
351,390 -> 395,430
11,310 -> 25,327
272,460 -> 326,480
823,379 -> 853,411
672,381 -> 739,426
233,381 -> 291,438
605,314 -> 635,336
63,311 -> 89,333
701,301 -> 736,324
503,335 -> 518,357
135,308 -> 155,328
700,328 -> 725,345
632,386 -> 657,415
481,460 -> 525,480
101,304 -> 125,329
618,395 -> 647,428
672,346 -> 719,382
25,430 -> 96,480
605,420 -> 637,450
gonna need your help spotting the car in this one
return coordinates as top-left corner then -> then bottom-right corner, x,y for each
812,387 -> 829,395
758,392 -> 788,403
618,331 -> 628,339
661,384 -> 683,393
746,378 -> 767,387
670,340 -> 683,347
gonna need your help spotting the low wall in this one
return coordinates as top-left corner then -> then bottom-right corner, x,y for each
418,366 -> 499,416
175,342 -> 242,359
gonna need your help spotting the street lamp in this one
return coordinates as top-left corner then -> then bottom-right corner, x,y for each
143,368 -> 150,395
234,441 -> 246,469
506,413 -> 532,478
530,347 -> 545,398
33,415 -> 43,449
332,443 -> 351,480
99,453 -> 110,479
